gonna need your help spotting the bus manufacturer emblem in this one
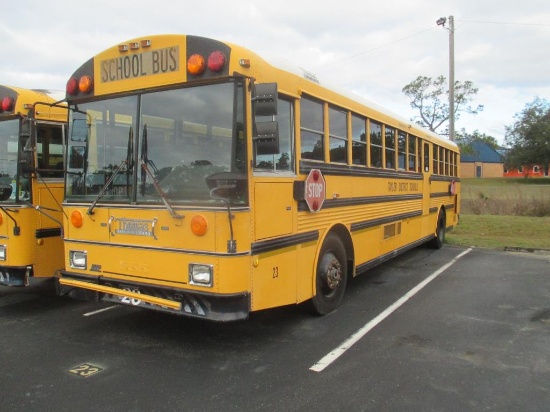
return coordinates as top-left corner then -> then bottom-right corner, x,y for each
109,217 -> 158,239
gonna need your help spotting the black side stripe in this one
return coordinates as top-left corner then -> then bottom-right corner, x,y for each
350,211 -> 423,232
251,231 -> 319,255
36,228 -> 62,239
298,194 -> 423,212
355,235 -> 433,275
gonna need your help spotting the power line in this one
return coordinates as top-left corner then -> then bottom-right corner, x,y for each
310,27 -> 436,71
309,19 -> 549,72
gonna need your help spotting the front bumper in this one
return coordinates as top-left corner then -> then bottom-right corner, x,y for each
57,271 -> 250,322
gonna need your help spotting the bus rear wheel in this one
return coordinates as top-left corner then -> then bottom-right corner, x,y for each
310,233 -> 348,315
428,210 -> 446,249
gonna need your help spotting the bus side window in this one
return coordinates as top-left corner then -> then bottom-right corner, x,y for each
300,96 -> 324,162
423,142 -> 430,172
370,121 -> 382,168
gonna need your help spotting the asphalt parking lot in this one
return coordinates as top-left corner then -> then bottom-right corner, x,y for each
1,245 -> 549,411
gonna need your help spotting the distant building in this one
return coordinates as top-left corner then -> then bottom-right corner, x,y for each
460,140 -> 504,178
503,164 -> 549,177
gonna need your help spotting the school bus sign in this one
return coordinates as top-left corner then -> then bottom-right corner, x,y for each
305,169 -> 326,212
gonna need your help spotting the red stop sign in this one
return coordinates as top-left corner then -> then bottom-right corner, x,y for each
304,169 -> 326,212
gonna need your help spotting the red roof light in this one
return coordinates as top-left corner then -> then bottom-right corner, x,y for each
1,97 -> 15,112
66,78 -> 79,96
207,51 -> 226,72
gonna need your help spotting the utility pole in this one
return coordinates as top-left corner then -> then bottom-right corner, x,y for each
448,15 -> 455,142
436,15 -> 455,141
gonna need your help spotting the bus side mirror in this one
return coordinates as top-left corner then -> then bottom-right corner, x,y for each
206,172 -> 247,200
0,184 -> 13,201
252,83 -> 279,155
253,83 -> 278,116
253,121 -> 279,155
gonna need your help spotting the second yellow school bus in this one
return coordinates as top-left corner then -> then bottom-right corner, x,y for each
57,34 -> 459,320
0,85 -> 66,286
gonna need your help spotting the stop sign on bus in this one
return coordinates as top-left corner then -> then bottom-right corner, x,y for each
305,169 -> 325,212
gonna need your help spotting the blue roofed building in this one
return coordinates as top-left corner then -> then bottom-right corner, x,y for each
460,140 -> 504,178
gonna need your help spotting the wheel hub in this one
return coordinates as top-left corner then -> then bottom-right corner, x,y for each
324,256 -> 342,290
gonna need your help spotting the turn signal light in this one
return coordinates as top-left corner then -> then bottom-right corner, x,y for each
79,76 -> 94,93
187,54 -> 206,76
190,215 -> 208,236
71,210 -> 84,228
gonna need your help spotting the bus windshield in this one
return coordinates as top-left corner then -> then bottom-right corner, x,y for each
66,80 -> 247,205
0,119 -> 27,202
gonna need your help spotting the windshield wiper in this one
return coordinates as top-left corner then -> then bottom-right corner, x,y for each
87,127 -> 134,216
86,159 -> 127,216
140,125 -> 183,220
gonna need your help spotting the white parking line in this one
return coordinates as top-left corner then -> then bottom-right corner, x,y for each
310,247 -> 473,372
83,305 -> 120,317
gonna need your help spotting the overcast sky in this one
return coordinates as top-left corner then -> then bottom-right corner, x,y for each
2,0 -> 549,144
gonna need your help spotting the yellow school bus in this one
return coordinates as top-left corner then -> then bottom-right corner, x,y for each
57,34 -> 459,320
0,85 -> 66,286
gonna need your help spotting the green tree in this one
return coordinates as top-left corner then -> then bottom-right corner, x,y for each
402,75 -> 484,136
505,97 -> 550,175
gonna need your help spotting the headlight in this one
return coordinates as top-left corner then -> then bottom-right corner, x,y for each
189,264 -> 213,287
0,245 -> 6,261
69,250 -> 87,269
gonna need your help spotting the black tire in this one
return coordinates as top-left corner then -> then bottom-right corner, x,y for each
310,233 -> 348,315
428,210 -> 446,249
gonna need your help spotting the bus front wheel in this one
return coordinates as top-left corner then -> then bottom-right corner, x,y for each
310,233 -> 348,315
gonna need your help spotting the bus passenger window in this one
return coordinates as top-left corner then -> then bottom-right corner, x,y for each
351,114 -> 366,165
440,148 -> 445,175
385,126 -> 395,169
408,135 -> 417,171
370,121 -> 382,168
398,131 -> 406,170
300,97 -> 324,161
423,142 -> 430,172
328,106 -> 347,164
433,144 -> 439,174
